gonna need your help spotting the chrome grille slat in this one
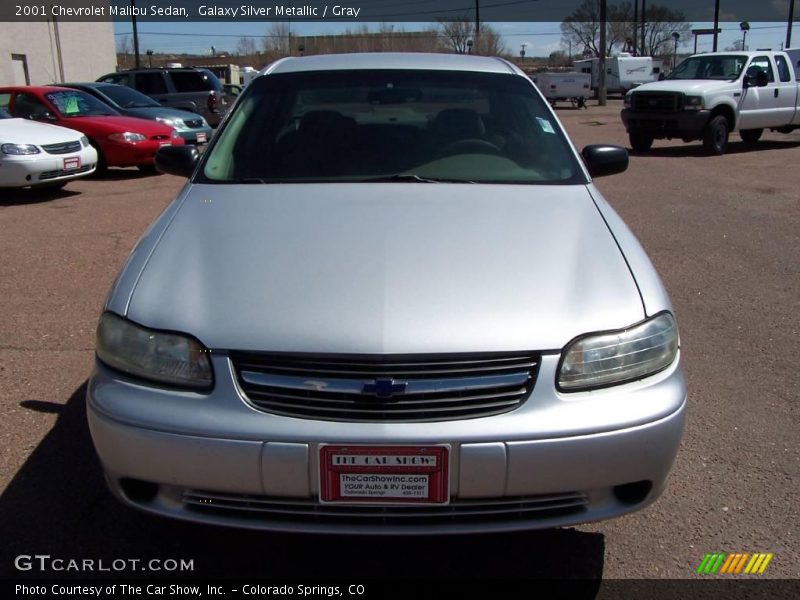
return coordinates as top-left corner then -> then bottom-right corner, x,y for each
42,140 -> 82,154
183,490 -> 588,522
38,165 -> 92,180
231,352 -> 539,422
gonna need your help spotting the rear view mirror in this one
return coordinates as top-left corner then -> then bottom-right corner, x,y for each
581,145 -> 629,178
155,145 -> 199,178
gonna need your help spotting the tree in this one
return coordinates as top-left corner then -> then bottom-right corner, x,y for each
561,1 -> 689,58
438,17 -> 474,54
549,50 -> 570,67
236,37 -> 258,57
474,24 -> 506,56
725,40 -> 746,51
116,35 -> 131,56
263,22 -> 291,55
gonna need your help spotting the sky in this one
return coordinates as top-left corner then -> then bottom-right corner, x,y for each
112,20 -> 799,60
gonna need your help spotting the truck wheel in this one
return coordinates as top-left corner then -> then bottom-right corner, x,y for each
629,133 -> 654,152
739,129 -> 763,144
703,116 -> 729,155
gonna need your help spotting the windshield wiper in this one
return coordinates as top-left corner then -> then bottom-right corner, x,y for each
362,174 -> 476,184
234,177 -> 270,184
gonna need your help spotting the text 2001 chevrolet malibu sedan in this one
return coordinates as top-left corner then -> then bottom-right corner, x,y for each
87,53 -> 686,534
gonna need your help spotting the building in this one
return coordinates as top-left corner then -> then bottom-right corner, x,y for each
1,21 -> 116,86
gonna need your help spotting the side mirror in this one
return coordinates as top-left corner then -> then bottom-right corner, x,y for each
744,70 -> 769,88
155,145 -> 199,178
658,72 -> 666,81
582,145 -> 629,178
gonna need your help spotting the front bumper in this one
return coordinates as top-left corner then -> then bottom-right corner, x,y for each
102,138 -> 184,167
87,354 -> 686,534
176,126 -> 212,145
621,108 -> 711,140
0,146 -> 97,188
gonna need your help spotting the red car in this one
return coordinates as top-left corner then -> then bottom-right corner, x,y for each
0,86 -> 183,172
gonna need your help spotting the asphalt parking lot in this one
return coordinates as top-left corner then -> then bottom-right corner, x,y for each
1,100 -> 798,584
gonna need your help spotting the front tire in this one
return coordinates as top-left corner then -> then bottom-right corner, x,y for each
740,129 -> 763,144
90,142 -> 107,176
629,132 -> 654,152
703,116 -> 729,155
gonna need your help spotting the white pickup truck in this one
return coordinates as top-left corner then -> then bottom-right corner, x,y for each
621,51 -> 800,154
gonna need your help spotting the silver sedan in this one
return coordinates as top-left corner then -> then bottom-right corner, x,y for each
87,53 -> 685,534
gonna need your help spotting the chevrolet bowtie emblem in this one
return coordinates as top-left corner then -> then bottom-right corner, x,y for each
362,378 -> 408,398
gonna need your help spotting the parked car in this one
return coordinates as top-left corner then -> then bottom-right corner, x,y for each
622,51 -> 800,154
58,82 -> 212,145
0,106 -> 97,189
96,67 -> 228,126
0,86 -> 184,173
89,53 -> 685,534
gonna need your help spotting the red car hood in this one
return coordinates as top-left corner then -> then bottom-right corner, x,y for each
57,115 -> 176,137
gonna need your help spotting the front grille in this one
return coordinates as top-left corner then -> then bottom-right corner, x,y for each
230,352 -> 540,422
631,92 -> 682,112
183,490 -> 588,525
184,118 -> 203,128
38,164 -> 92,180
41,140 -> 82,154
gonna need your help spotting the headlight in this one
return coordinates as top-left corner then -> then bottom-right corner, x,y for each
683,96 -> 704,111
80,135 -> 90,148
96,312 -> 213,389
108,132 -> 147,143
558,312 -> 679,391
155,117 -> 183,129
1,143 -> 40,155
170,129 -> 180,139
624,93 -> 633,108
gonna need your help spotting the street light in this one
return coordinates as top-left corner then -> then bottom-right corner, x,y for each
671,32 -> 680,69
740,21 -> 750,51
146,49 -> 153,68
466,39 -> 473,54
520,42 -> 528,60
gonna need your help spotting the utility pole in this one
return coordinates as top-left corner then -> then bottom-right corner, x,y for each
475,0 -> 480,37
788,0 -> 796,49
131,0 -> 140,68
713,0 -> 720,51
632,0 -> 638,55
599,0 -> 607,106
640,0 -> 646,56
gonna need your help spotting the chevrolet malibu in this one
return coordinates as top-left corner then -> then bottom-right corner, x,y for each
88,53 -> 686,534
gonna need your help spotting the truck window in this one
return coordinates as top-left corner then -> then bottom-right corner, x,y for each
136,73 -> 168,95
774,55 -> 793,83
747,57 -> 775,83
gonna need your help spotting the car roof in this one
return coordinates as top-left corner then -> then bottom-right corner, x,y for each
0,85 -> 77,94
262,52 -> 523,76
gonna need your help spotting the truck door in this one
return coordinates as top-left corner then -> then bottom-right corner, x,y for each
739,56 -> 782,129
773,54 -> 799,125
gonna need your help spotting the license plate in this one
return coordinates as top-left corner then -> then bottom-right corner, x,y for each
319,445 -> 449,504
63,157 -> 80,170
196,133 -> 207,144
159,141 -> 170,147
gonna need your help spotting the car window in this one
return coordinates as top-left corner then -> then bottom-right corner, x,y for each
0,93 -> 10,110
11,92 -> 51,119
747,56 -> 775,83
774,55 -> 793,83
169,71 -> 210,92
44,90 -> 117,117
99,73 -> 127,86
136,72 -> 168,95
668,55 -> 747,80
98,84 -> 160,108
201,69 -> 583,185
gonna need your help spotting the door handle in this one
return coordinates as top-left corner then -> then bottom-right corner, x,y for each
774,89 -> 779,98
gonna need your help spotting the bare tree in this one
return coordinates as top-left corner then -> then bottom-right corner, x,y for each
438,17 -> 474,54
116,35 -> 131,56
725,40 -> 746,52
236,37 -> 258,58
474,24 -> 506,56
263,22 -> 292,55
561,1 -> 689,58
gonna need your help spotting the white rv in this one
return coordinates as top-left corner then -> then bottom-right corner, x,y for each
785,48 -> 800,80
575,54 -> 655,94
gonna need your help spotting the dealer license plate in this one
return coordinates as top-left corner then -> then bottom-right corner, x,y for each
63,157 -> 80,170
196,133 -> 207,144
319,445 -> 449,504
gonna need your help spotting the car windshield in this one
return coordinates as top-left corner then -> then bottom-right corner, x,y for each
200,70 -> 584,185
45,90 -> 117,117
667,55 -> 748,80
97,84 -> 160,108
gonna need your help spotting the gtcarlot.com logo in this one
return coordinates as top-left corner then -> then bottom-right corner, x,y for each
14,555 -> 194,572
696,552 -> 774,575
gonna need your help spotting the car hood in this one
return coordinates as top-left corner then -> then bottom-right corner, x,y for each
63,115 -> 176,136
125,107 -> 206,123
125,184 -> 644,353
0,117 -> 82,144
632,79 -> 738,94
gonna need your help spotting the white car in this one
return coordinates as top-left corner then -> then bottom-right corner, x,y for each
0,107 -> 97,189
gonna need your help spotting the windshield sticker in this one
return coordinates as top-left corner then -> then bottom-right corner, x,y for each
63,96 -> 80,114
537,117 -> 556,134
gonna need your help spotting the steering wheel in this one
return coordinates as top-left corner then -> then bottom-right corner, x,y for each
437,138 -> 502,158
